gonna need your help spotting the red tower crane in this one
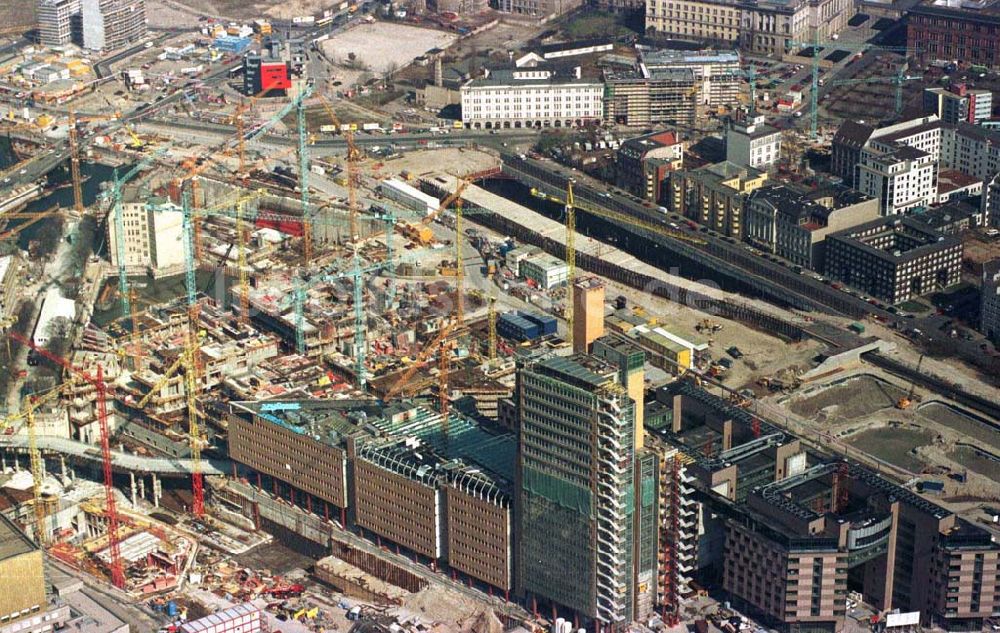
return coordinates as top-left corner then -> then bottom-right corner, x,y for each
9,332 -> 125,588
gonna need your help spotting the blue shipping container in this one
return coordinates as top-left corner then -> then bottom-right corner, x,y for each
498,313 -> 540,341
213,36 -> 252,53
519,311 -> 557,336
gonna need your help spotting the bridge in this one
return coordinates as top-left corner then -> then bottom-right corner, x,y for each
0,435 -> 229,476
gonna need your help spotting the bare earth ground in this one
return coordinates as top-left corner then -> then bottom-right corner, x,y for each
320,23 -> 460,75
167,0 -> 337,20
1,0 -> 34,31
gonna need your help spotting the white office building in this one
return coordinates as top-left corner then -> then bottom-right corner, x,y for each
725,111 -> 781,171
941,124 -> 1000,184
857,145 -> 937,216
37,0 -> 81,47
82,0 -> 147,51
461,65 -> 603,129
640,48 -> 741,108
107,192 -> 185,278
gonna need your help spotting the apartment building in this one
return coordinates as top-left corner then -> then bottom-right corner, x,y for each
107,191 -> 185,278
941,123 -> 1000,183
981,259 -> 1000,343
667,161 -> 768,238
644,0 -> 854,57
516,353 -> 653,626
615,130 -> 684,201
825,216 -> 963,304
745,185 -> 879,270
460,65 -> 603,129
726,111 -> 781,171
857,145 -> 937,216
923,84 -> 994,125
37,0 -> 82,47
81,0 -> 147,51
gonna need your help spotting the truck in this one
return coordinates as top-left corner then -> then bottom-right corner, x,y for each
292,15 -> 316,25
362,122 -> 381,132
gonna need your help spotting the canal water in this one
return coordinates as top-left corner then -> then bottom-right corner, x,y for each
0,137 -> 235,326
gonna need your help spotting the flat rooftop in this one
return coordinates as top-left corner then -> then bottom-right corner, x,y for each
0,512 -> 37,562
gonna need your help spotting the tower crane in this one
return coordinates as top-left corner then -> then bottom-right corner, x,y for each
316,95 -> 361,251
896,354 -> 924,410
184,340 -> 204,516
564,180 -> 576,350
18,384 -> 67,545
8,332 -> 125,588
820,65 -> 922,117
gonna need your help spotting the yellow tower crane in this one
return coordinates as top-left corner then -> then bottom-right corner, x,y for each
487,296 -> 497,362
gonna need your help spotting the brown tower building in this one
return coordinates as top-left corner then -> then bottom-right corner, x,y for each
572,276 -> 605,354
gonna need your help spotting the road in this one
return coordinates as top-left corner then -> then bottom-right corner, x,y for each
0,434 -> 229,476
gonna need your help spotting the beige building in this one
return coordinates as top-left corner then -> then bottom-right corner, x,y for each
107,192 -> 185,278
645,0 -> 854,57
0,515 -> 46,630
572,275 -> 605,353
668,161 -> 768,238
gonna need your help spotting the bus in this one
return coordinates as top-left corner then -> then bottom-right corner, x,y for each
316,16 -> 333,27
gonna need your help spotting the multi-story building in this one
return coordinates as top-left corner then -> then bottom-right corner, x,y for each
106,191 -> 185,278
572,275 -> 606,354
725,111 -> 781,171
825,216 -> 963,304
493,0 -> 583,18
81,0 -> 147,51
941,123 -> 1000,183
923,84 -> 994,125
745,184 -> 879,270
640,49 -> 741,109
37,0 -> 82,47
857,145 -> 937,216
515,353 -> 649,626
981,259 -> 1000,343
831,115 -> 942,187
645,382 -> 1000,633
644,0 -> 854,57
604,66 -> 697,127
0,255 -> 20,319
667,161 -> 768,237
228,401 -> 516,593
908,0 -> 1000,71
0,514 -> 47,630
519,253 -> 569,289
985,173 -> 1000,228
460,64 -> 603,129
615,130 -> 683,201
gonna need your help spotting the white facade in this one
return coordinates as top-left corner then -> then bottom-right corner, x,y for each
379,178 -> 439,215
726,113 -> 781,170
519,253 -> 569,289
461,67 -> 603,129
640,49 -> 741,107
858,147 -> 937,216
82,0 -> 147,51
32,287 -> 76,347
37,0 -> 81,47
107,198 -> 185,277
941,125 -> 1000,184
868,115 -> 942,163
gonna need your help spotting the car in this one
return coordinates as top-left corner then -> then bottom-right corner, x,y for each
727,346 -> 744,359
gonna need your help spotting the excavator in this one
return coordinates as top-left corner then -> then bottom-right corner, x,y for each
896,354 -> 923,409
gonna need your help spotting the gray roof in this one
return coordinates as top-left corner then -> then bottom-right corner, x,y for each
0,513 -> 37,563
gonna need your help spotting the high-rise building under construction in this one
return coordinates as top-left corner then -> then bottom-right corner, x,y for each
515,353 -> 656,629
81,0 -> 146,51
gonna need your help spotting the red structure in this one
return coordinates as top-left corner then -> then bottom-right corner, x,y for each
259,62 -> 291,92
10,333 -> 125,588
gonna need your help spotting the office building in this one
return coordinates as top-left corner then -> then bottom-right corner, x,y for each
243,53 -> 291,97
516,353 -> 651,627
908,0 -> 1000,71
825,216 -> 963,304
228,401 -> 516,593
81,0 -> 147,51
725,111 -> 781,171
667,161 -> 768,238
645,382 -> 1000,633
923,84 -> 993,125
592,334 -> 647,447
640,49 -> 741,109
519,253 -> 569,290
460,64 -> 603,129
572,275 -> 605,354
37,0 -> 82,47
493,0 -> 584,18
604,66 -> 697,127
857,145 -> 937,216
831,115 -> 943,187
984,173 -> 1000,228
644,0 -> 854,57
745,185 -> 879,270
0,514 -> 46,630
107,191 -> 185,278
941,123 -> 1000,183
615,130 -> 683,201
981,259 -> 1000,343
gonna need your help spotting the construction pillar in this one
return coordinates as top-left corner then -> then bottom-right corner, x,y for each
232,462 -> 237,478
60,455 -> 67,481
130,472 -> 137,507
324,502 -> 329,521
152,473 -> 161,508
340,506 -> 347,528
138,476 -> 145,501
257,472 -> 262,490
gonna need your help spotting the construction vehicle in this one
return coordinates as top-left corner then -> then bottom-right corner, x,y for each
263,582 -> 305,599
896,354 -> 924,409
